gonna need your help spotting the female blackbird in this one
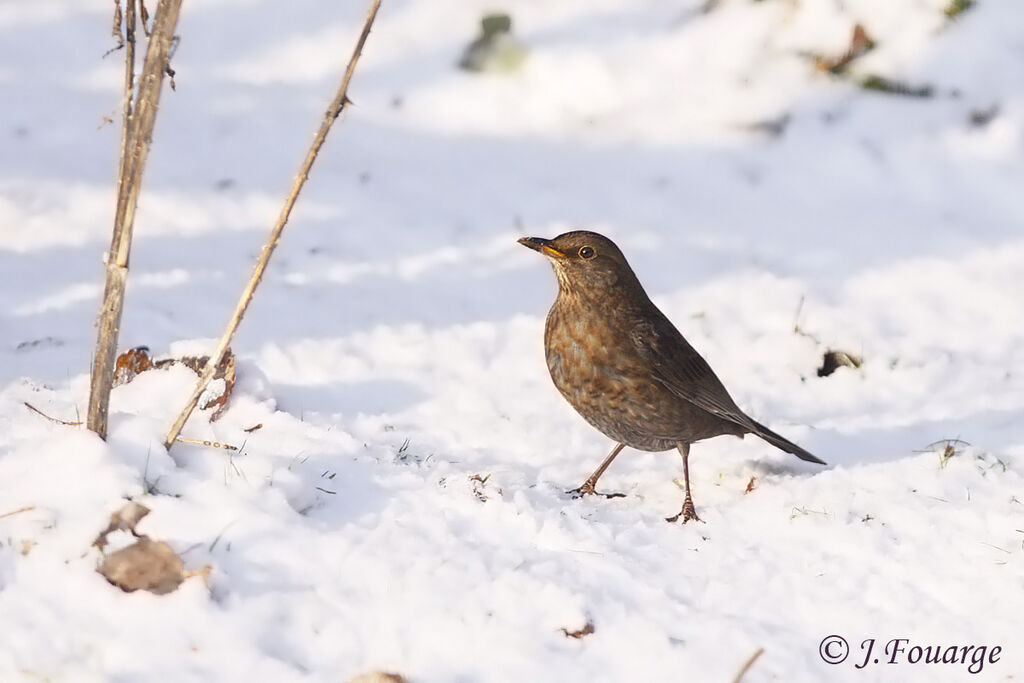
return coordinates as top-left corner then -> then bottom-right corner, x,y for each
519,230 -> 825,523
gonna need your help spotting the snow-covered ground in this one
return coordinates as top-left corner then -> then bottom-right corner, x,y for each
1,0 -> 1022,680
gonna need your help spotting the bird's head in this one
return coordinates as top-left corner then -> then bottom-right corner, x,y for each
518,230 -> 639,296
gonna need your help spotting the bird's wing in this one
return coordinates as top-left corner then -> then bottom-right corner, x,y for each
628,316 -> 754,430
629,315 -> 826,464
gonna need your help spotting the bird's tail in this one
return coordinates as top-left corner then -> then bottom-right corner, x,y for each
749,420 -> 825,465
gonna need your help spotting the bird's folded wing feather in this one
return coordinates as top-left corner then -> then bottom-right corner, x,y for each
629,318 -> 756,431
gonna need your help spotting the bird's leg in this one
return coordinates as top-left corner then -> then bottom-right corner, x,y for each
666,442 -> 702,523
568,443 -> 626,499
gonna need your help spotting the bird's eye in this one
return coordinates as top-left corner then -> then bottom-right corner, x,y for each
578,246 -> 595,260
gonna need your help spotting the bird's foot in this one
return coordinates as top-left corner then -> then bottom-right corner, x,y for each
567,481 -> 626,499
666,498 -> 702,524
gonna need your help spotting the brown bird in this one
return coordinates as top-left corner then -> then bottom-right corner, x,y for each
519,230 -> 825,523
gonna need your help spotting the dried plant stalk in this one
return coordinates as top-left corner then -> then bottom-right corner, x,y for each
163,0 -> 382,450
88,0 -> 183,439
731,647 -> 765,683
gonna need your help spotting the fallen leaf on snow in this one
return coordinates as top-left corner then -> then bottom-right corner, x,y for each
93,501 -> 151,550
94,501 -> 209,595
113,347 -> 237,421
113,347 -> 154,386
171,351 -> 236,421
98,537 -> 190,595
560,620 -> 595,639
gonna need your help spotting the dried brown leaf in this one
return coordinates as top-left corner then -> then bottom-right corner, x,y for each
167,350 -> 236,420
561,619 -> 595,639
93,501 -> 151,550
113,346 -> 154,386
121,347 -> 236,421
744,475 -> 757,494
98,537 -> 186,595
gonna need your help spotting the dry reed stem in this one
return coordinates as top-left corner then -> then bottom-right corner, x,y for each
88,0 -> 182,439
163,0 -> 382,450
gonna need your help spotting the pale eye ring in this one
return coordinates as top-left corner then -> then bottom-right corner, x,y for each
578,246 -> 595,260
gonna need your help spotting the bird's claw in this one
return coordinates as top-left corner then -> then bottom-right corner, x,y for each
567,482 -> 626,499
666,499 -> 702,524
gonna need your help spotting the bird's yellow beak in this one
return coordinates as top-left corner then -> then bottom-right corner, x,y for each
518,236 -> 566,259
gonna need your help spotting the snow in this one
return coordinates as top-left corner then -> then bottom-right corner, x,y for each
1,0 -> 1023,680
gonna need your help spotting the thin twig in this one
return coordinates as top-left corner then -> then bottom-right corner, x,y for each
163,0 -> 382,450
138,0 -> 152,37
0,506 -> 36,520
103,0 -> 125,57
87,0 -> 183,439
24,402 -> 82,426
732,647 -> 765,683
174,438 -> 238,451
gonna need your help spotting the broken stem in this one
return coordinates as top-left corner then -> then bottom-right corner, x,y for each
24,401 -> 83,426
162,0 -> 382,450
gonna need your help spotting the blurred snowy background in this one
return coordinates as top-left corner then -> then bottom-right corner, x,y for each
0,0 -> 1022,680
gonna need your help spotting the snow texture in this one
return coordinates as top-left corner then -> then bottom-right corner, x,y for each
1,0 -> 1022,681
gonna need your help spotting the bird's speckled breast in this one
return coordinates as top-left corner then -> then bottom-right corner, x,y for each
544,295 -> 690,451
